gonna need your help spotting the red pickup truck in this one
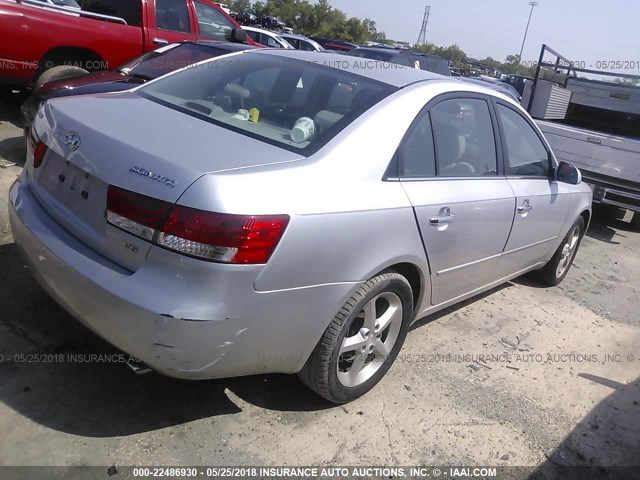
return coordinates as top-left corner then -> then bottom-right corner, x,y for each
0,0 -> 257,89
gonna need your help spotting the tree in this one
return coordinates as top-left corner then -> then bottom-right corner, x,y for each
228,0 -> 251,13
229,0 -> 379,44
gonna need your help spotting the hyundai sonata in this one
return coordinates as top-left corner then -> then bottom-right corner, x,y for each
9,50 -> 591,403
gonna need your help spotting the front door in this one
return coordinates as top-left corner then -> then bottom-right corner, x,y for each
147,0 -> 197,48
493,102 -> 572,277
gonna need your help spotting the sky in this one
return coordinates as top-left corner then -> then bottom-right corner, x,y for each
326,0 -> 640,73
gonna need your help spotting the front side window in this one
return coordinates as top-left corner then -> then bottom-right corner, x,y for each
286,38 -> 299,49
431,98 -> 497,177
265,34 -> 283,48
156,0 -> 191,33
246,30 -> 260,43
194,1 -> 234,41
497,104 -> 550,177
139,54 -> 396,153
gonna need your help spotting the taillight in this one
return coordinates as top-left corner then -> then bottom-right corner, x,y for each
106,186 -> 289,264
106,186 -> 172,240
33,141 -> 48,168
158,207 -> 289,264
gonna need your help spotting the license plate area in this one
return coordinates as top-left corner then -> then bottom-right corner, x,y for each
34,150 -> 107,232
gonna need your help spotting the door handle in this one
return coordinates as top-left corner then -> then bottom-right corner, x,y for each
153,37 -> 169,46
517,199 -> 533,214
429,207 -> 455,225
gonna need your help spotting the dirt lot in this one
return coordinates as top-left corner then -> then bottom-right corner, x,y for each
0,92 -> 638,470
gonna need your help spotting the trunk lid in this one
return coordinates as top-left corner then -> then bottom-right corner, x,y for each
30,92 -> 303,271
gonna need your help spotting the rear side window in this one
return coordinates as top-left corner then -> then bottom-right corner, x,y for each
298,40 -> 316,51
156,0 -> 191,33
497,104 -> 550,177
79,0 -> 141,25
431,98 -> 497,177
398,112 -> 436,178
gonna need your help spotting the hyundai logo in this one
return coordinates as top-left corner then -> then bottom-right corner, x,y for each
64,132 -> 81,151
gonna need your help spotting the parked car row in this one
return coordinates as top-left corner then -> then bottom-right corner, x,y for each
0,0 -> 257,91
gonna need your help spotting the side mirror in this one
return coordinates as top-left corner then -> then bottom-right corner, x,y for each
230,27 -> 247,44
556,161 -> 582,185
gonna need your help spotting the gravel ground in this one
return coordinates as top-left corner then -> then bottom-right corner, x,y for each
0,92 -> 638,470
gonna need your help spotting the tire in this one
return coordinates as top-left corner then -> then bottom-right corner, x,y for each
298,272 -> 413,403
34,65 -> 90,93
631,211 -> 640,231
534,216 -> 585,287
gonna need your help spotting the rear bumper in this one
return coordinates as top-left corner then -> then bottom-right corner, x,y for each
9,174 -> 357,379
584,178 -> 640,213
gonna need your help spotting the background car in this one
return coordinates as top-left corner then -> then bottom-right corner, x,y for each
213,2 -> 230,14
347,47 -> 451,76
233,11 -> 257,25
460,76 -> 521,101
243,26 -> 295,49
256,15 -> 286,30
11,50 -> 591,404
279,33 -> 324,52
21,41 -> 255,132
310,36 -> 358,52
500,74 -> 534,96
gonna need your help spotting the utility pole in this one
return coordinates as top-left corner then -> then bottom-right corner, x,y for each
416,5 -> 430,46
516,1 -> 538,74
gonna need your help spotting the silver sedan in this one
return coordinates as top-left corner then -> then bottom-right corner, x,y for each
9,50 -> 592,403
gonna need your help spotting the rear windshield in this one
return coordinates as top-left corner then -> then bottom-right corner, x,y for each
138,54 -> 396,154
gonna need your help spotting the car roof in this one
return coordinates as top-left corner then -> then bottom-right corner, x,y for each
353,47 -> 446,60
243,26 -> 279,35
185,40 -> 256,51
249,49 -> 454,87
353,47 -> 401,55
280,33 -> 311,40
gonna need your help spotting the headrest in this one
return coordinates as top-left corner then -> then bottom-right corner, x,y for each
314,110 -> 344,132
224,83 -> 250,99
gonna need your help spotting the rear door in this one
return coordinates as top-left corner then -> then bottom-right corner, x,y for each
494,102 -> 572,276
146,0 -> 196,48
399,94 -> 515,305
